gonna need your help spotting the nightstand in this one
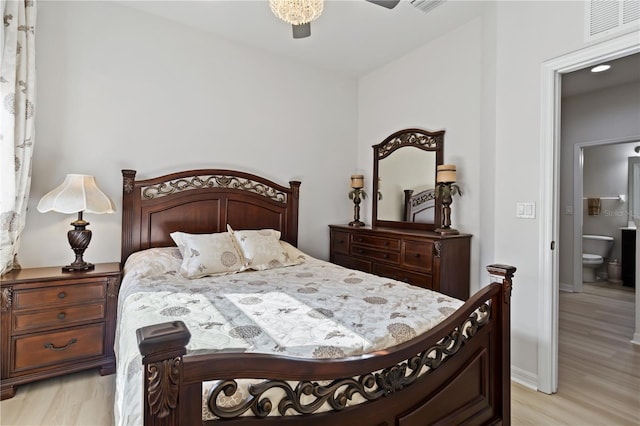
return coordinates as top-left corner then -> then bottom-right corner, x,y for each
0,262 -> 121,400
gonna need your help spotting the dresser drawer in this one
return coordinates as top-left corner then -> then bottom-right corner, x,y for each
350,234 -> 400,250
13,323 -> 105,372
13,303 -> 105,334
13,283 -> 106,310
402,240 -> 433,272
373,264 -> 433,289
331,231 -> 351,255
351,246 -> 400,264
332,253 -> 372,273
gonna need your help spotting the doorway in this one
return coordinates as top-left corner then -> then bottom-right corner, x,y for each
538,32 -> 640,395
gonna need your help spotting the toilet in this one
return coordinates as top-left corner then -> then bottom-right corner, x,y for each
582,235 -> 614,282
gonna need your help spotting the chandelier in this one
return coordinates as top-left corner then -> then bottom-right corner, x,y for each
269,0 -> 324,26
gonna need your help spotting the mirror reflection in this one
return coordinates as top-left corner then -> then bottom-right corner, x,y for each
378,149 -> 436,222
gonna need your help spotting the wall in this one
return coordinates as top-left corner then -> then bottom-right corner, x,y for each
20,1 -> 358,267
559,82 -> 640,286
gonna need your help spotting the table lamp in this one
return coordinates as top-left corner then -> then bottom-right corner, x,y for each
37,174 -> 115,272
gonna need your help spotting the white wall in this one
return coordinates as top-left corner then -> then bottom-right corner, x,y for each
20,1 -> 357,267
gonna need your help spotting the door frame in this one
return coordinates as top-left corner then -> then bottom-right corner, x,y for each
539,32 -> 640,394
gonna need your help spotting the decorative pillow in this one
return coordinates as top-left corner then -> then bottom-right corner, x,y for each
280,241 -> 307,267
123,247 -> 183,278
227,225 -> 288,271
170,231 -> 244,278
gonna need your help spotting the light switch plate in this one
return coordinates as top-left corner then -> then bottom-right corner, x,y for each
516,202 -> 536,219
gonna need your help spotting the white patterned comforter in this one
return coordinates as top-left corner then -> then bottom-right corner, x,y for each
114,247 -> 463,425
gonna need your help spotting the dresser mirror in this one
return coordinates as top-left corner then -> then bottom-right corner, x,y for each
372,128 -> 444,231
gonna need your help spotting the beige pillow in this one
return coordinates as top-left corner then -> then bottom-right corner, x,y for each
280,241 -> 306,267
170,231 -> 244,278
227,225 -> 288,271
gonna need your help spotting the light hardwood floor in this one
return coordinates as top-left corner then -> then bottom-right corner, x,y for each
1,282 -> 638,425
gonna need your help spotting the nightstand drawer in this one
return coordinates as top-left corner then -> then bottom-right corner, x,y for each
13,282 -> 106,310
13,303 -> 105,333
351,234 -> 400,250
402,241 -> 433,272
13,323 -> 105,372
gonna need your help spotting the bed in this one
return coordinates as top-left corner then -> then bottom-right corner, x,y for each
116,168 -> 515,426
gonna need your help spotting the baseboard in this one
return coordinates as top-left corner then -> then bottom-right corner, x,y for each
511,365 -> 538,390
632,333 -> 640,346
559,282 -> 574,292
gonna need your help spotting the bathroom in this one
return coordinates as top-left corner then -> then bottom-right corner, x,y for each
559,52 -> 640,293
581,142 -> 637,287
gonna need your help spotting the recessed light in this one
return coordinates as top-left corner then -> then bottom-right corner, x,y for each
591,64 -> 611,73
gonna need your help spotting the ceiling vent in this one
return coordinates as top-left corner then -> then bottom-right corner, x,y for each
585,0 -> 640,41
410,0 -> 446,14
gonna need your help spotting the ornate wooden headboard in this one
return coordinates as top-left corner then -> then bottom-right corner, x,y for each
121,169 -> 300,265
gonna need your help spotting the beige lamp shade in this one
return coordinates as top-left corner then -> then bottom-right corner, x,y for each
436,164 -> 457,183
37,174 -> 115,214
351,174 -> 364,189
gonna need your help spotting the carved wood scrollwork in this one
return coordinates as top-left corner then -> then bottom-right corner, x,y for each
123,175 -> 135,194
433,241 -> 442,258
377,132 -> 442,160
141,175 -> 287,202
207,303 -> 490,419
107,276 -> 121,298
1,287 -> 12,312
146,357 -> 181,419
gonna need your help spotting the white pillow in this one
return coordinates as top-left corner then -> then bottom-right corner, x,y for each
170,231 -> 244,278
227,225 -> 288,271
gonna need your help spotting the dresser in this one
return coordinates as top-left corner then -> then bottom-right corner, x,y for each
329,225 -> 471,300
0,263 -> 121,400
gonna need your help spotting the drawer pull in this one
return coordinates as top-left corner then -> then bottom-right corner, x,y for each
357,249 -> 364,254
383,254 -> 389,259
57,312 -> 66,320
356,238 -> 363,242
58,292 -> 66,299
414,253 -> 421,258
384,241 -> 389,246
44,338 -> 77,352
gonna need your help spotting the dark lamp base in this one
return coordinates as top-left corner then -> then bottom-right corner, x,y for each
348,220 -> 365,227
62,262 -> 95,273
435,228 -> 460,235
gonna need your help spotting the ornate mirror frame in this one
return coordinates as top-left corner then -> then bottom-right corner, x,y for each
372,128 -> 444,231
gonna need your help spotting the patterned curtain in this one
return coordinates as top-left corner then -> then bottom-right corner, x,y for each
1,0 -> 37,275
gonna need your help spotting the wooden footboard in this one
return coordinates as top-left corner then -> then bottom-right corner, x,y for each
136,265 -> 514,426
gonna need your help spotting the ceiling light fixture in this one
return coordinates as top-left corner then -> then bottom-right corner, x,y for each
269,0 -> 324,26
590,64 -> 611,73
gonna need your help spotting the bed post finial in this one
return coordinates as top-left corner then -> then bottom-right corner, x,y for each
486,263 -> 515,424
122,169 -> 137,194
137,321 -> 191,426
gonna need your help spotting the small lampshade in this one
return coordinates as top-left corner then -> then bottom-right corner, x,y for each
436,165 -> 457,184
37,174 -> 115,214
350,174 -> 364,189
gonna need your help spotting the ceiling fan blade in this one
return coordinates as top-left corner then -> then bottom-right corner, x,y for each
292,23 -> 311,39
365,0 -> 401,9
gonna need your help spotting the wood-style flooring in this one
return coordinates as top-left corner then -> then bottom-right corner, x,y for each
1,282 -> 638,425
